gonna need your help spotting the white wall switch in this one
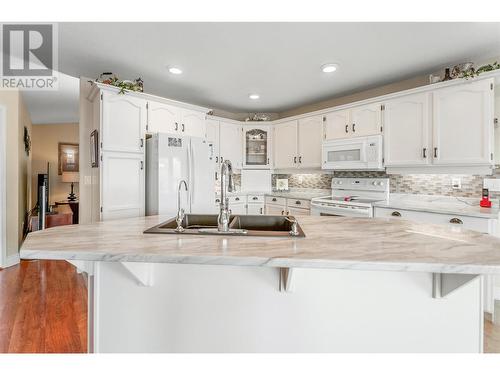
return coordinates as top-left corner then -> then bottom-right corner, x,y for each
451,178 -> 461,189
84,175 -> 92,185
483,178 -> 500,192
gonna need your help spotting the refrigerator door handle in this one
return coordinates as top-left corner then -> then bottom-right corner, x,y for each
189,141 -> 195,208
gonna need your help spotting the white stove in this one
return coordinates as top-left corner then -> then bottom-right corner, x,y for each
311,177 -> 389,217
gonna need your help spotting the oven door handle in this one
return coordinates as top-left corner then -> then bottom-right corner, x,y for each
311,202 -> 371,216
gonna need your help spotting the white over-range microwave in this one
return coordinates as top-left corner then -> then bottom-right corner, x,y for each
322,135 -> 384,170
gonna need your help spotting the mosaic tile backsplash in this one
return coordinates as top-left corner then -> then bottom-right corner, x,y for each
272,171 -> 500,199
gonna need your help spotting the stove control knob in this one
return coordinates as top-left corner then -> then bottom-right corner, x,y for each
372,182 -> 377,185
338,181 -> 342,185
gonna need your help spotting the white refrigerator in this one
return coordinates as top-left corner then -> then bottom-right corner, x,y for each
146,133 -> 214,216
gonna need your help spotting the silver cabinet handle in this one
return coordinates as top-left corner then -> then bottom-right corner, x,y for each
140,161 -> 144,170
272,198 -> 277,202
215,156 -> 218,163
293,156 -> 297,164
215,198 -> 220,203
182,123 -> 185,132
235,197 -> 240,201
281,210 -> 284,215
391,211 -> 401,217
298,156 -> 302,164
352,123 -> 356,132
423,148 -> 427,158
450,218 -> 463,224
252,197 -> 258,200
434,147 -> 438,158
295,200 -> 301,205
175,122 -> 178,131
260,207 -> 263,214
140,138 -> 144,147
345,124 -> 348,133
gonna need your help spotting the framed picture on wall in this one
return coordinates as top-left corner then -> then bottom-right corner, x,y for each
58,142 -> 79,175
90,130 -> 99,168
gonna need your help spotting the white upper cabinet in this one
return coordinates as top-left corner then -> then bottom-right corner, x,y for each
298,115 -> 323,168
243,124 -> 272,169
384,92 -> 431,166
350,103 -> 382,137
273,121 -> 298,169
324,109 -> 350,140
147,101 -> 178,134
147,101 -> 206,138
324,104 -> 381,140
432,78 -> 494,166
181,109 -> 207,138
219,121 -> 243,169
101,91 -> 147,153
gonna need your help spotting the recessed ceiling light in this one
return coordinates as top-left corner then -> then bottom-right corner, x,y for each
168,67 -> 183,75
249,94 -> 260,100
321,63 -> 339,73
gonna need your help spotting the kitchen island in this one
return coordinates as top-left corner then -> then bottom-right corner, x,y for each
20,215 -> 500,353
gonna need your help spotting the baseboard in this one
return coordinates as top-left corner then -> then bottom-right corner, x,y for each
1,253 -> 20,268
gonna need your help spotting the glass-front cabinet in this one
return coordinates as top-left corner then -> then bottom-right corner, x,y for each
242,124 -> 272,169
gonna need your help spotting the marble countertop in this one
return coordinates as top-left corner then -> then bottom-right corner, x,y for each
20,215 -> 500,275
374,194 -> 500,219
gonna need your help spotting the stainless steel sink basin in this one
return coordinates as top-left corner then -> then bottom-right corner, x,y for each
144,214 -> 305,237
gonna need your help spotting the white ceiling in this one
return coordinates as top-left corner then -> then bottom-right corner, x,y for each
27,22 -> 500,123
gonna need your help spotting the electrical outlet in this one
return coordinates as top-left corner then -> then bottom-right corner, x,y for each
484,179 -> 500,192
451,178 -> 461,190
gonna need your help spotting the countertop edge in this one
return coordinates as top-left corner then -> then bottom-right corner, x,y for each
20,249 -> 500,275
373,202 -> 500,219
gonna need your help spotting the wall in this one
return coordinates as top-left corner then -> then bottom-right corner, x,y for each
0,90 -> 32,263
272,172 -> 500,200
31,123 -> 79,206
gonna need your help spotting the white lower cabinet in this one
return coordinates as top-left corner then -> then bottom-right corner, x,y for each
287,207 -> 310,216
247,204 -> 265,215
265,204 -> 286,215
101,152 -> 145,221
373,207 -> 496,234
229,203 -> 247,215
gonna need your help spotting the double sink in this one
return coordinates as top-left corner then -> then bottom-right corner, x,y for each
144,214 -> 305,237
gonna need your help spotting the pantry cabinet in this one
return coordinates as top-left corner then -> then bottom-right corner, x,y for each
219,121 -> 243,169
383,92 -> 431,167
324,104 -> 382,141
101,91 -> 147,153
432,79 -> 493,166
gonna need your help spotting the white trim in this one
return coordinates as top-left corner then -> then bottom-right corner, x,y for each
0,105 -> 7,268
495,286 -> 500,301
87,82 -> 211,114
2,254 -> 20,268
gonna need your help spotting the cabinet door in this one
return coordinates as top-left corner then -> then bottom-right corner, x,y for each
384,93 -> 431,166
273,121 -> 298,169
148,101 -> 179,134
101,91 -> 147,153
181,109 -> 206,138
101,152 -> 144,221
324,109 -> 350,140
298,115 -> 323,168
243,125 -> 271,169
219,122 -> 243,169
350,103 -> 382,137
265,204 -> 286,215
432,79 -> 493,165
287,207 -> 310,216
247,203 -> 264,215
229,203 -> 247,215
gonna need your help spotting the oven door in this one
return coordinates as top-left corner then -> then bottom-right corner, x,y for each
311,202 -> 373,217
322,139 -> 367,170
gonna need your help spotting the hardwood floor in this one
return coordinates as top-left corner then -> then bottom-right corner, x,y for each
1,260 -> 500,353
0,260 -> 87,353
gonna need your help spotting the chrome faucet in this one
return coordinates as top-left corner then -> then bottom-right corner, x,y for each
175,180 -> 188,232
218,160 -> 234,232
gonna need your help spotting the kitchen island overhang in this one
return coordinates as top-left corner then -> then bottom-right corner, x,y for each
20,215 -> 500,353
